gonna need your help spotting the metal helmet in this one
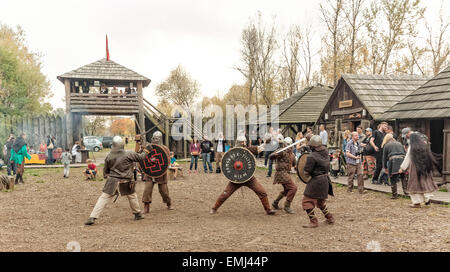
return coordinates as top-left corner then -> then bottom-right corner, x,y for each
277,134 -> 284,142
112,136 -> 124,149
152,131 -> 163,141
284,137 -> 293,145
236,135 -> 247,142
309,135 -> 322,147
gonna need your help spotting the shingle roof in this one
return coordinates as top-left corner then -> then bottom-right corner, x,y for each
57,58 -> 151,87
256,84 -> 333,124
341,74 -> 428,120
381,66 -> 450,119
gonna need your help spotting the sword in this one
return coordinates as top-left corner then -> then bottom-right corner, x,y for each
272,138 -> 307,155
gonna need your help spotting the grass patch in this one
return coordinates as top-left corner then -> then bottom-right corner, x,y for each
335,183 -> 344,187
438,188 -> 448,192
36,180 -> 45,183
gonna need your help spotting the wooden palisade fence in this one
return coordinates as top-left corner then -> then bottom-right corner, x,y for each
0,114 -> 68,152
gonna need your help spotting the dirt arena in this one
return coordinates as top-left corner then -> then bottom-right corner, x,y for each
1,162 -> 449,252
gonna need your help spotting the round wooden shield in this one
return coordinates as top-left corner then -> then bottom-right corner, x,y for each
222,147 -> 256,184
296,152 -> 312,184
140,144 -> 170,178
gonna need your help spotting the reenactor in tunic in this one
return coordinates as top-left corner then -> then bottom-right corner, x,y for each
85,136 -> 145,225
301,135 -> 335,228
269,136 -> 297,214
142,131 -> 174,213
210,135 -> 276,215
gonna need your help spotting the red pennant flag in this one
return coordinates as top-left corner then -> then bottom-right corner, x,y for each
106,35 -> 110,61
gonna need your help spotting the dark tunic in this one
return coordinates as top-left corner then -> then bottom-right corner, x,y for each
271,146 -> 296,184
103,148 -> 145,195
382,141 -> 405,177
303,147 -> 333,199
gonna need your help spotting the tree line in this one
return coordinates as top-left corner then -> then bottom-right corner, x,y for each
157,0 -> 449,114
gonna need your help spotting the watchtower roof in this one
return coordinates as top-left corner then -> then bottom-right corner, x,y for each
57,58 -> 151,87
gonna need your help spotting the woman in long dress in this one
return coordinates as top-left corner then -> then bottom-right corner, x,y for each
399,133 -> 438,208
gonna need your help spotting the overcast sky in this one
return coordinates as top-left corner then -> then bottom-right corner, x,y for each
0,0 -> 447,110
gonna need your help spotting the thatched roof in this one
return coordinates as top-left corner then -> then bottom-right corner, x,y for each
381,66 -> 450,119
57,58 -> 151,87
340,74 -> 428,120
255,84 -> 333,125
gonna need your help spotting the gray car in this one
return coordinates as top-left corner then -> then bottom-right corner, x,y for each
84,138 -> 103,152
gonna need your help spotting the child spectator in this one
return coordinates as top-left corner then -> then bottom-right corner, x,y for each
62,148 -> 72,178
170,152 -> 179,179
330,152 -> 340,179
85,159 -> 97,180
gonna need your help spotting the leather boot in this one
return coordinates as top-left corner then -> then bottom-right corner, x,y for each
391,183 -> 398,199
284,200 -> 295,214
167,201 -> 174,210
211,199 -> 224,214
261,196 -> 276,215
272,193 -> 284,210
84,217 -> 96,225
134,212 -> 144,220
320,206 -> 335,224
15,174 -> 20,185
144,203 -> 150,214
20,174 -> 24,184
303,209 -> 318,228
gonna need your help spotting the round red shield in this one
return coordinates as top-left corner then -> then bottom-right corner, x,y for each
140,144 -> 170,178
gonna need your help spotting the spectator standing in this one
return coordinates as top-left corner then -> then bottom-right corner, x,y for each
357,126 -> 366,144
362,128 -> 375,180
370,122 -> 387,184
319,125 -> 328,146
4,134 -> 16,176
399,133 -> 438,208
189,138 -> 201,173
345,132 -> 365,194
294,132 -> 304,158
330,152 -> 340,179
382,134 -> 407,199
46,135 -> 55,165
214,132 -> 227,173
10,132 -> 31,184
200,136 -> 213,173
72,141 -> 82,163
62,148 -> 72,178
265,134 -> 279,177
39,140 -> 47,153
342,130 -> 351,162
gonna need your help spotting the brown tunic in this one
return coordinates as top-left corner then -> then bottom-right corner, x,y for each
102,149 -> 145,196
407,163 -> 438,194
270,146 -> 296,184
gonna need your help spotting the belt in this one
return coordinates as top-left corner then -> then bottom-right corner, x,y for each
389,155 -> 405,160
312,173 -> 328,178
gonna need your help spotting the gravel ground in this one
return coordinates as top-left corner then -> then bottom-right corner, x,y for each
0,162 -> 449,252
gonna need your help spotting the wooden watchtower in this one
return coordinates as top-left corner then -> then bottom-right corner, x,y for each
57,58 -> 166,147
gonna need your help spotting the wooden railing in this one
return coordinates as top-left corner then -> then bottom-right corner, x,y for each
70,93 -> 139,114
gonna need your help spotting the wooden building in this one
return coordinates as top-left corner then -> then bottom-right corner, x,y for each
382,66 -> 450,183
58,58 -> 167,147
258,84 -> 333,137
317,74 -> 428,146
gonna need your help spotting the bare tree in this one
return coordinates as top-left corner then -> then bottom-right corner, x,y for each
320,0 -> 344,85
254,13 -> 279,106
426,5 -> 450,75
343,0 -> 366,73
298,24 -> 316,88
235,21 -> 258,105
281,26 -> 301,96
